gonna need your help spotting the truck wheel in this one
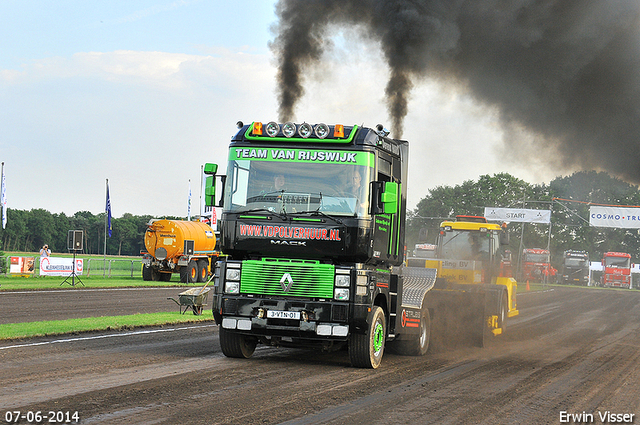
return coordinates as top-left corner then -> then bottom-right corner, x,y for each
498,292 -> 508,333
349,306 -> 386,369
219,327 -> 257,358
181,261 -> 198,284
160,272 -> 172,282
150,268 -> 161,281
197,259 -> 208,282
392,306 -> 431,356
180,266 -> 189,283
142,265 -> 152,281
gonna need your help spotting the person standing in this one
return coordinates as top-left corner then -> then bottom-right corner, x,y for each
39,245 -> 51,257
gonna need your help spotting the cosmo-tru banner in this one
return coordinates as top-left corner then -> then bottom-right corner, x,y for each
484,207 -> 551,224
39,257 -> 84,277
590,206 -> 640,229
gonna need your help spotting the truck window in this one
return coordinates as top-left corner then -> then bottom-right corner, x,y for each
441,230 -> 491,262
223,158 -> 373,217
605,256 -> 630,268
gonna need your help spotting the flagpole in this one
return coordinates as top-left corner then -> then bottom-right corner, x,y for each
200,165 -> 204,221
1,162 -> 4,230
187,180 -> 192,221
104,179 -> 108,276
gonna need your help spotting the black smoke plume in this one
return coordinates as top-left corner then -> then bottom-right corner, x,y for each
270,0 -> 640,183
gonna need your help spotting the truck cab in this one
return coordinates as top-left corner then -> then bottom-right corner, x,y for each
558,250 -> 589,285
601,251 -> 632,289
205,121 -> 438,368
521,248 -> 555,283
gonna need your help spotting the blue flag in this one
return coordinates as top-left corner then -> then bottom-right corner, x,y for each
106,182 -> 112,238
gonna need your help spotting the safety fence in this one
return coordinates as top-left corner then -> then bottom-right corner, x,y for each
1,255 -> 144,278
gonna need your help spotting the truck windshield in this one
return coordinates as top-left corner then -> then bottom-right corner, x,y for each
565,258 -> 588,267
524,253 -> 550,263
440,230 -> 492,261
224,159 -> 373,217
605,256 -> 630,268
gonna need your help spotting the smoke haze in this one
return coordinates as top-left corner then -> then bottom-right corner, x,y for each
271,0 -> 640,183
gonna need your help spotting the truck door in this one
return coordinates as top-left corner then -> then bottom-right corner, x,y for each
371,153 -> 403,265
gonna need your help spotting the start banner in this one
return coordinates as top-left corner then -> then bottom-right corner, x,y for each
39,257 -> 84,277
484,207 -> 551,224
590,206 -> 640,229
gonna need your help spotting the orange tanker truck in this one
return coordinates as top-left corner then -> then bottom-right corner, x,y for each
142,219 -> 219,283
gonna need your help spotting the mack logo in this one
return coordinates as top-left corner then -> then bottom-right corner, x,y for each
280,273 -> 294,292
270,240 -> 307,246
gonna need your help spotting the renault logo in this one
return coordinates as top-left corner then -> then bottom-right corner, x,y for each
280,273 -> 294,292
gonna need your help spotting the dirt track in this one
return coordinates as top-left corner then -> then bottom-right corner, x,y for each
0,287 -> 183,324
1,286 -> 640,424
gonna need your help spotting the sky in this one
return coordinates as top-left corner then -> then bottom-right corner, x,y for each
0,0 -> 562,219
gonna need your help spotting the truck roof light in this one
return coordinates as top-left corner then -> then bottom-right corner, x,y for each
314,123 -> 330,139
334,124 -> 344,138
264,121 -> 279,137
252,122 -> 263,135
298,122 -> 313,138
282,122 -> 296,138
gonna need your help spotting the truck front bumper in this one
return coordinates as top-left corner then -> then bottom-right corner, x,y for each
215,296 -> 362,340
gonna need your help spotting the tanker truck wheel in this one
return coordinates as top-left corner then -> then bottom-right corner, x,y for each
142,265 -> 152,281
180,261 -> 199,284
219,327 -> 257,358
197,259 -> 209,282
349,306 -> 386,368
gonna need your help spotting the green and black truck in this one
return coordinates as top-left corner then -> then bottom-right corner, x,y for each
205,120 -> 508,368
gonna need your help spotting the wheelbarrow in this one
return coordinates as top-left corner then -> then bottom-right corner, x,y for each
168,286 -> 211,315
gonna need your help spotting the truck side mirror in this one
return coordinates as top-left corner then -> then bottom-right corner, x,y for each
370,181 -> 399,214
204,163 -> 225,207
499,231 -> 510,246
205,176 -> 216,207
204,163 -> 218,175
382,181 -> 399,214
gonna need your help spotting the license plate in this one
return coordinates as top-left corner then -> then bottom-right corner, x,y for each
267,310 -> 300,320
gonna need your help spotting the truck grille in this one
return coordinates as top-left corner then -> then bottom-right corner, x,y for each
240,258 -> 334,298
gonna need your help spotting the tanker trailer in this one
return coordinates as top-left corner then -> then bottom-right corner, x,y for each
142,219 -> 218,283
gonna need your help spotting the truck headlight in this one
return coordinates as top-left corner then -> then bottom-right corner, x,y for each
335,274 -> 350,287
334,288 -> 349,300
225,281 -> 240,294
226,268 -> 241,281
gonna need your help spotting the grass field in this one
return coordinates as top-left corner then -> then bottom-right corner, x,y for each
0,255 -> 210,340
0,312 -> 214,340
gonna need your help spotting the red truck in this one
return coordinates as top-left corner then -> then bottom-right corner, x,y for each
600,252 -> 632,289
521,248 -> 555,283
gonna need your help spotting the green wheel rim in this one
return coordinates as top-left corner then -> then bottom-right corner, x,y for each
373,322 -> 384,354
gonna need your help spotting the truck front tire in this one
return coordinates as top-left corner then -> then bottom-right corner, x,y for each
219,327 -> 257,358
349,306 -> 386,369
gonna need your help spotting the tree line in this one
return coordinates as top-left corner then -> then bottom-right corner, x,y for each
0,209 -> 184,257
2,170 -> 640,268
406,170 -> 640,268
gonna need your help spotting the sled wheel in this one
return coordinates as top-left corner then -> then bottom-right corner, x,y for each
393,306 -> 430,356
